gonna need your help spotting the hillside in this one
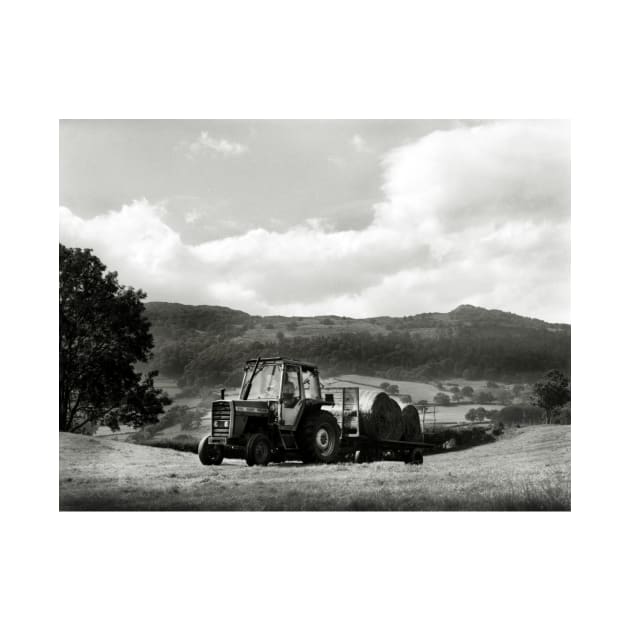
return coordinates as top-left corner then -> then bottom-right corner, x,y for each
144,302 -> 570,388
59,426 -> 571,510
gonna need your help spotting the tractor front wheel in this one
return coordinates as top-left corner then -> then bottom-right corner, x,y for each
245,433 -> 272,466
298,411 -> 341,464
198,438 -> 224,465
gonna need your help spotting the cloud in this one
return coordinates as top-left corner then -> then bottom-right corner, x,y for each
184,209 -> 203,224
59,121 -> 570,322
186,131 -> 248,157
351,133 -> 370,153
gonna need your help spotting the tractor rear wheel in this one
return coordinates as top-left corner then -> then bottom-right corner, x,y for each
198,438 -> 224,465
245,433 -> 272,466
298,411 -> 341,464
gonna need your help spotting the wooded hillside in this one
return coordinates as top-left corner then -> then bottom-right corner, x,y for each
144,302 -> 570,388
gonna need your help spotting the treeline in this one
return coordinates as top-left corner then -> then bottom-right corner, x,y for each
149,327 -> 570,389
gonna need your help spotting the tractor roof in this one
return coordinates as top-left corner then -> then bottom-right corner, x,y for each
245,356 -> 318,369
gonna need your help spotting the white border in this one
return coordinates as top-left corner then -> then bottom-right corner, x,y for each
4,1 -> 630,628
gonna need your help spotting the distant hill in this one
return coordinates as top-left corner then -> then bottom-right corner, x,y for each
144,302 -> 570,388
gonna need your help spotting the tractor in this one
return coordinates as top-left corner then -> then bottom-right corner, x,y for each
198,357 -> 342,466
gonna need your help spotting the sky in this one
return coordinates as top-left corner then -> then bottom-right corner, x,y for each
59,119 -> 570,323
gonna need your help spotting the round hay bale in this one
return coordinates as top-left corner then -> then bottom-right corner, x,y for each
401,405 -> 422,441
358,390 -> 403,441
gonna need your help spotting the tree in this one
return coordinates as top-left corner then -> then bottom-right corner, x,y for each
433,392 -> 451,405
59,245 -> 171,432
380,382 -> 390,390
461,385 -> 474,398
387,384 -> 400,395
465,407 -> 487,421
474,390 -> 496,404
531,370 -> 571,424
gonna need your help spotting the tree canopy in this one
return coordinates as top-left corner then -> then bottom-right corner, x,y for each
59,244 -> 170,432
433,392 -> 451,405
531,370 -> 571,424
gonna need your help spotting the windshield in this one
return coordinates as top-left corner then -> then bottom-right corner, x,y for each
241,363 -> 282,400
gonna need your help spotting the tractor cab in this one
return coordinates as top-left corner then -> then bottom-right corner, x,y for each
240,357 -> 323,427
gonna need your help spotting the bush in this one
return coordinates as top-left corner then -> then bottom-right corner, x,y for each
151,405 -> 204,433
497,405 -> 546,427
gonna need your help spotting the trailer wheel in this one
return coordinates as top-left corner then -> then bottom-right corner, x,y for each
298,411 -> 341,464
405,448 -> 424,465
198,438 -> 224,465
245,433 -> 272,466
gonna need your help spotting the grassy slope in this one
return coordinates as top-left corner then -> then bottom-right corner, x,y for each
60,425 -> 570,511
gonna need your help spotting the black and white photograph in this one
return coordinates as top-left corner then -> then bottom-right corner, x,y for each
6,2 -> 630,629
59,119 -> 571,511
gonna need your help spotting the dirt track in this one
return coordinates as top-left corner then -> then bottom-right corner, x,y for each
59,425 -> 570,511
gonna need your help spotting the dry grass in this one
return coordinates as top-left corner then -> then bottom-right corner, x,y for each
60,425 -> 570,511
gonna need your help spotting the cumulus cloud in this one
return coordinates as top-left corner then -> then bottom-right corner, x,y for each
186,131 -> 248,157
59,121 -> 570,322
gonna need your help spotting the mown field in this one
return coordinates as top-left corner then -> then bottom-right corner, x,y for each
60,425 -> 570,511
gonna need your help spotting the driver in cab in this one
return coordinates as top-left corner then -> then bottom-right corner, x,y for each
282,379 -> 299,408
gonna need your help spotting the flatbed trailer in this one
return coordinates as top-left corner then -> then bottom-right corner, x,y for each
323,387 -> 431,464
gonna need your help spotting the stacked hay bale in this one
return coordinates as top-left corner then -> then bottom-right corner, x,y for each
391,395 -> 423,442
358,390 -> 403,441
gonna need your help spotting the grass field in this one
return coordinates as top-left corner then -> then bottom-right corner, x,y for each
60,425 -> 570,511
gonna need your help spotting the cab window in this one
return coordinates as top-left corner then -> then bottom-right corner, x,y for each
301,366 -> 321,399
282,365 -> 301,407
